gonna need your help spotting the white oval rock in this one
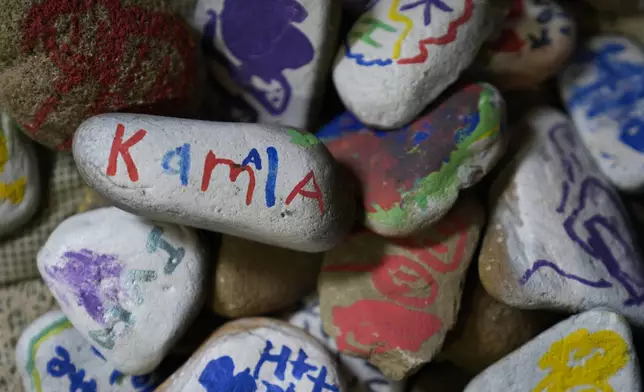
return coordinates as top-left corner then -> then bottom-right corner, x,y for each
157,318 -> 345,392
0,110 -> 41,237
560,35 -> 644,192
37,207 -> 206,374
16,310 -> 159,392
464,309 -> 641,391
333,0 -> 507,128
72,114 -> 355,253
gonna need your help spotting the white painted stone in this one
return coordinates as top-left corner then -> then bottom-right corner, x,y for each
464,309 -> 641,392
560,35 -> 644,192
72,114 -> 355,253
157,318 -> 344,392
16,310 -> 159,392
0,110 -> 40,237
479,107 -> 644,326
37,207 -> 206,374
287,296 -> 405,392
333,0 -> 507,129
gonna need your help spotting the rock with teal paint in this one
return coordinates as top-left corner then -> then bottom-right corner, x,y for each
317,83 -> 506,237
73,114 -> 355,252
16,310 -> 159,391
37,207 -> 206,374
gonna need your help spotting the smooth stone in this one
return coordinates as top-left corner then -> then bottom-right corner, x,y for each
409,363 -> 471,392
332,0 -> 506,128
319,197 -> 484,380
464,309 -> 641,391
559,35 -> 644,192
189,0 -> 340,129
479,107 -> 644,326
477,0 -> 575,90
317,83 -> 505,237
584,0 -> 644,14
37,207 -> 206,374
212,235 -> 322,317
0,110 -> 41,237
16,310 -> 159,392
288,296 -> 406,392
73,114 -> 355,253
157,318 -> 344,391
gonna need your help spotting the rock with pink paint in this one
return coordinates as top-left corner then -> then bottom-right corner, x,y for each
16,310 -> 159,392
37,207 -> 206,374
332,0 -> 507,128
72,114 -> 355,253
317,83 -> 505,237
318,197 -> 485,380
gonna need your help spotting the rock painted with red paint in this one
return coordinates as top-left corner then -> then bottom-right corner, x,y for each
317,83 -> 505,237
37,207 -> 206,374
318,198 -> 485,380
0,0 -> 197,150
476,0 -> 576,90
72,114 -> 355,252
332,0 -> 507,128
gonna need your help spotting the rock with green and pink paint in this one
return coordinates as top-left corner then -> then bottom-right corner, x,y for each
317,82 -> 506,237
37,207 -> 206,374
72,114 -> 355,252
16,310 -> 159,392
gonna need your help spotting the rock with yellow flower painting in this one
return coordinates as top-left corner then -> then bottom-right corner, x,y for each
464,309 -> 641,391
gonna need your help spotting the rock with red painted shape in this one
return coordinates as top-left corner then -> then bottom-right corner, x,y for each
317,83 -> 505,237
72,114 -> 355,252
318,197 -> 485,380
0,0 -> 197,149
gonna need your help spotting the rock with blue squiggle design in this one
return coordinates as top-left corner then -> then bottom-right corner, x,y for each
560,35 -> 644,192
37,207 -> 206,374
479,107 -> 644,326
16,310 -> 159,392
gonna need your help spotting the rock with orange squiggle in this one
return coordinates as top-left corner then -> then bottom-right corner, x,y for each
318,197 -> 484,380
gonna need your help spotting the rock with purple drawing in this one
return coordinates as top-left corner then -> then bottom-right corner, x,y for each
37,207 -> 206,374
16,310 -> 159,392
479,107 -> 644,326
156,318 -> 344,392
333,0 -> 507,128
559,35 -> 644,192
187,0 -> 341,128
72,113 -> 355,253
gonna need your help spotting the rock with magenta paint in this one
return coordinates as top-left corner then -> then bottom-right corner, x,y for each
464,309 -> 641,391
479,107 -> 644,326
37,207 -> 206,374
317,83 -> 504,237
559,35 -> 644,192
16,310 -> 159,392
72,114 -> 355,252
319,197 -> 485,380
156,318 -> 344,391
0,110 -> 41,237
332,0 -> 507,128
476,0 -> 575,90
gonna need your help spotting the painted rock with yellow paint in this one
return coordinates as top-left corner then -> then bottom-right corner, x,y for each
464,309 -> 641,391
0,110 -> 41,237
479,107 -> 644,326
332,0 -> 507,128
319,197 -> 485,380
317,83 -> 505,237
16,310 -> 159,392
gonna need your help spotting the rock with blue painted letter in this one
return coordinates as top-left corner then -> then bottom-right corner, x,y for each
72,114 -> 355,252
37,207 -> 206,374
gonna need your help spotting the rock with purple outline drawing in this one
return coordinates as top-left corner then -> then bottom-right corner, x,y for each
37,207 -> 206,374
479,106 -> 644,326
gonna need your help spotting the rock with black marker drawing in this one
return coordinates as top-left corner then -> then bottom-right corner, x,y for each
332,0 -> 507,128
72,114 -> 355,253
36,207 -> 206,374
479,107 -> 644,326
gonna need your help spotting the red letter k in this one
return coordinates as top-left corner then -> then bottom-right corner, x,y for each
106,124 -> 147,182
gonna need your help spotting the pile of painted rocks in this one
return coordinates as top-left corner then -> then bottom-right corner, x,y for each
2,0 -> 644,390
